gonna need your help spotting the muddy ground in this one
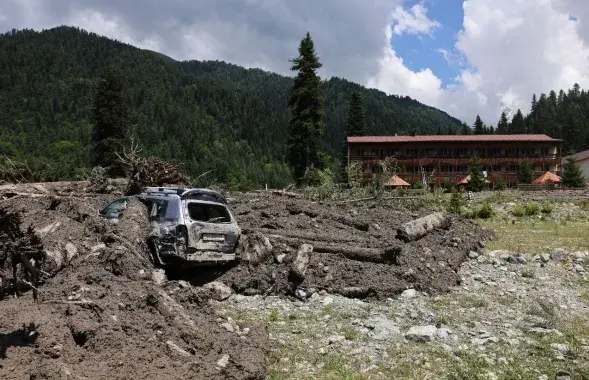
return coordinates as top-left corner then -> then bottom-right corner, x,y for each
0,184 -> 492,379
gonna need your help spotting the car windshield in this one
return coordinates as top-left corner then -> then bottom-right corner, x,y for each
146,198 -> 181,223
187,202 -> 231,223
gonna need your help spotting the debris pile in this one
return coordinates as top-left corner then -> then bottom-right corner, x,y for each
213,193 -> 492,299
0,195 -> 268,380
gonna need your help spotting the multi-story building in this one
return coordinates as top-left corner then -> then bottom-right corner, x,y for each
347,134 -> 563,187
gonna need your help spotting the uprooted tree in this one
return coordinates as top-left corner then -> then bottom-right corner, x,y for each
116,139 -> 184,195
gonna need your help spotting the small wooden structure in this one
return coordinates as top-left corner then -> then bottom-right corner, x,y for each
533,171 -> 561,184
385,175 -> 410,188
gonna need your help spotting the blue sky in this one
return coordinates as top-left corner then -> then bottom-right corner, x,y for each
392,0 -> 465,90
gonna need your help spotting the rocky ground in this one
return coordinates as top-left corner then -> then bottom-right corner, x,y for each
218,247 -> 589,379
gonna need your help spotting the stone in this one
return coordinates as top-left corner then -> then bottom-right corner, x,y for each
275,253 -> 286,264
540,253 -> 550,263
573,264 -> 584,273
405,325 -> 438,342
221,322 -> 234,333
178,280 -> 191,288
497,357 -> 508,365
151,269 -> 167,285
322,297 -> 334,306
469,251 -> 479,259
538,375 -> 548,380
473,274 -> 484,282
516,256 -> 527,264
65,242 -> 78,261
436,328 -> 451,340
201,281 -> 233,301
551,248 -> 568,262
551,343 -> 570,352
477,256 -> 487,264
555,370 -> 572,380
295,288 -> 307,299
91,243 -> 107,254
216,354 -> 230,369
365,315 -> 402,341
166,340 -> 191,357
400,289 -> 417,299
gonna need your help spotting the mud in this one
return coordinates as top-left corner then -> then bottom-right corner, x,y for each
215,193 -> 493,300
0,195 -> 268,380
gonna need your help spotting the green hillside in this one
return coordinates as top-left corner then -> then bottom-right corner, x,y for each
0,26 -> 462,188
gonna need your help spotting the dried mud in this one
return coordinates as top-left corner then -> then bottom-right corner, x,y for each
216,193 -> 493,300
0,195 -> 268,380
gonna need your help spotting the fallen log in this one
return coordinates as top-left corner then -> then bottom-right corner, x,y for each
286,205 -> 369,232
289,244 -> 313,281
253,228 -> 362,244
397,211 -> 452,242
269,235 -> 400,264
271,190 -> 298,198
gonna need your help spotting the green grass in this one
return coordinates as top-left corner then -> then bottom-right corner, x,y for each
481,219 -> 589,254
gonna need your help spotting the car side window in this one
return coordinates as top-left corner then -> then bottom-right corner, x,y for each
101,198 -> 127,219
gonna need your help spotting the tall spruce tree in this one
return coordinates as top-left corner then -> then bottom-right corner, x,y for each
497,111 -> 509,134
346,91 -> 367,136
92,66 -> 128,176
461,122 -> 470,135
287,32 -> 325,183
511,109 -> 526,134
468,156 -> 486,192
516,162 -> 534,184
473,115 -> 484,135
562,157 -> 585,187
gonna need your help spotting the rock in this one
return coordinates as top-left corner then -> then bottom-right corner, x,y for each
201,281 -> 233,301
436,328 -> 451,340
540,253 -> 550,263
551,248 -> 568,262
322,297 -> 334,306
242,232 -> 273,264
166,340 -> 191,357
151,269 -> 167,285
516,256 -> 527,264
216,354 -> 230,369
221,322 -> 234,333
551,343 -> 570,352
555,370 -> 572,380
473,274 -> 484,282
477,256 -> 487,264
538,375 -> 548,380
295,288 -> 307,299
400,289 -> 417,299
365,315 -> 402,341
91,243 -> 107,254
405,325 -> 438,342
275,253 -> 286,264
573,264 -> 584,273
469,251 -> 479,259
178,280 -> 191,288
65,242 -> 78,261
497,357 -> 508,365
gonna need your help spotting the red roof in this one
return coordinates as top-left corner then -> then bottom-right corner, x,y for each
533,171 -> 561,184
564,149 -> 589,162
457,175 -> 491,185
385,175 -> 410,187
347,134 -> 561,143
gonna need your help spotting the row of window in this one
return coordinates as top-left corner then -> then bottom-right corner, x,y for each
357,147 -> 554,157
370,164 -> 551,174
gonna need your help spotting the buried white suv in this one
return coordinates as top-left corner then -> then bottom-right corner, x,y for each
99,187 -> 241,265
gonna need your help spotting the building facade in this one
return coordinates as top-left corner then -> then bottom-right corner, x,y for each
347,134 -> 563,187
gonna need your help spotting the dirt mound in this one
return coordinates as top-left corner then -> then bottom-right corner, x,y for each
215,193 -> 492,299
0,196 -> 268,380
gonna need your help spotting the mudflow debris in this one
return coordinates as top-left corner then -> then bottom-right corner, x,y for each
0,183 -> 491,379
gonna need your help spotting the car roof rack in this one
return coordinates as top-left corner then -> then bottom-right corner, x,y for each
142,187 -> 227,204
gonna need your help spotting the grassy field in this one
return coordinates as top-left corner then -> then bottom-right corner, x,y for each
480,219 -> 589,254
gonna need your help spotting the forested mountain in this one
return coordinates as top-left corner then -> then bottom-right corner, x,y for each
0,26 -> 462,188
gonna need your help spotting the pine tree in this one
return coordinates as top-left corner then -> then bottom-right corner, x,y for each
92,66 -> 129,176
346,91 -> 367,136
516,162 -> 534,184
468,156 -> 486,192
496,111 -> 509,134
562,157 -> 585,187
461,122 -> 470,135
436,125 -> 443,135
511,109 -> 526,134
473,115 -> 484,135
287,32 -> 325,183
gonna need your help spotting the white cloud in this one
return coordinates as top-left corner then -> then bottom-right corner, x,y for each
391,3 -> 440,36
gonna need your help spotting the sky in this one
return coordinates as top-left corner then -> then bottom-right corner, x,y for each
1,0 -> 589,126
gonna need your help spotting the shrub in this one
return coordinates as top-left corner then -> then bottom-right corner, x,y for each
412,181 -> 424,189
525,202 -> 540,216
494,178 -> 506,190
448,191 -> 464,215
477,201 -> 494,219
513,203 -> 525,217
541,204 -> 553,214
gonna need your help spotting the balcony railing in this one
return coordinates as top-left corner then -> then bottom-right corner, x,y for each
349,153 -> 559,161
